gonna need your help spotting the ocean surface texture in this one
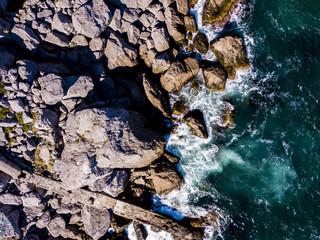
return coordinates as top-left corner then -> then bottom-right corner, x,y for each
163,0 -> 320,239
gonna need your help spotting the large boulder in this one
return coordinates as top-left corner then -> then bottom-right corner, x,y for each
164,6 -> 186,42
104,33 -> 138,70
81,205 -> 111,240
142,73 -> 171,117
193,32 -> 208,55
202,62 -> 228,91
38,73 -> 64,105
210,35 -> 250,79
160,57 -> 199,92
72,0 -> 112,38
202,0 -> 240,27
183,109 -> 208,138
11,24 -> 40,53
151,26 -> 170,52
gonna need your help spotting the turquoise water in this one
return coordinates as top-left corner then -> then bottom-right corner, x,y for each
165,0 -> 320,239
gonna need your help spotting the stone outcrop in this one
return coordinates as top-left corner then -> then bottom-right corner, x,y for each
164,6 -> 186,42
11,24 -> 40,53
184,14 -> 198,33
210,35 -> 250,79
183,109 -> 208,138
160,57 -> 199,92
193,32 -> 209,55
202,62 -> 228,91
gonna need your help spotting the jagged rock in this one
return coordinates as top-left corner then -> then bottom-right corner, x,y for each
34,109 -> 58,130
164,6 -> 186,42
0,206 -> 20,239
151,26 -> 170,52
159,0 -> 174,8
0,171 -> 11,192
81,205 -> 111,240
52,12 -> 73,35
17,60 -> 37,82
172,101 -> 186,115
142,73 -> 171,117
123,8 -> 141,23
46,215 -> 66,238
133,222 -> 148,240
164,150 -> 180,163
36,210 -> 51,229
89,37 -> 106,60
210,35 -> 250,79
176,0 -> 189,15
127,24 -> 140,45
45,31 -> 69,47
63,75 -> 94,99
148,3 -> 165,21
72,0 -> 112,38
202,62 -> 228,91
69,213 -> 82,225
119,0 -> 153,11
0,193 -> 22,205
160,57 -> 199,92
11,24 -> 40,53
89,170 -> 129,197
152,51 -> 171,74
109,8 -> 122,32
193,32 -> 208,55
8,99 -> 25,112
22,192 -> 41,207
147,161 -> 183,195
55,0 -> 73,8
38,73 -> 64,105
71,35 -> 88,46
184,14 -> 198,33
104,32 -> 138,70
222,102 -> 235,128
183,109 -> 208,138
139,11 -> 157,28
202,0 -> 240,27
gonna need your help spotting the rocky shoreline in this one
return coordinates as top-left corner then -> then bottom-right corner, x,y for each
0,0 -> 250,239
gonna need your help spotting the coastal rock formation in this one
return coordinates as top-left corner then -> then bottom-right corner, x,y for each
164,5 -> 186,41
193,32 -> 209,55
160,57 -> 199,92
184,14 -> 198,32
202,62 -> 228,91
183,109 -> 208,138
173,101 -> 186,115
202,0 -> 240,27
211,35 -> 250,79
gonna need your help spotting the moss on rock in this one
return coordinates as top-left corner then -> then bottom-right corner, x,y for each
193,32 -> 209,55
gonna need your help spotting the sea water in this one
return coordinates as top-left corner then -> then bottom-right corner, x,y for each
129,0 -> 320,239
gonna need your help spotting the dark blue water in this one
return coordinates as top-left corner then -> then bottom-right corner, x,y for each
166,0 -> 320,239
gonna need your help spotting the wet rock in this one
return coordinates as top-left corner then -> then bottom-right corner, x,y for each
184,14 -> 198,33
193,32 -> 208,55
183,109 -> 208,138
151,26 -> 170,52
52,11 -> 73,35
210,35 -> 250,79
160,57 -> 199,92
34,109 -> 58,130
202,0 -> 240,27
104,32 -> 138,70
89,169 -> 129,197
202,62 -> 228,91
0,193 -> 22,205
164,6 -> 186,42
11,24 -> 40,53
81,205 -> 111,240
222,102 -> 235,128
63,75 -> 94,99
152,51 -> 171,74
72,0 -> 112,38
38,73 -> 64,105
172,100 -> 186,115
0,206 -> 20,239
17,60 -> 37,82
45,31 -> 69,47
142,73 -> 171,117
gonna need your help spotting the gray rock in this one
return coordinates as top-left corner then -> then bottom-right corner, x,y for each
37,22 -> 51,34
11,24 -> 40,53
52,12 -> 73,35
17,60 -> 37,82
89,169 -> 128,197
108,8 -> 122,32
37,9 -> 53,19
46,215 -> 65,237
0,193 -> 22,205
55,0 -> 73,8
148,3 -> 165,21
89,37 -> 106,60
160,57 -> 199,92
36,210 -> 51,229
104,32 -> 138,70
34,109 -> 58,130
81,205 -> 111,240
72,0 -> 112,38
164,6 -> 186,42
0,119 -> 17,128
123,8 -> 141,23
142,73 -> 171,117
45,31 -> 69,47
8,99 -> 25,113
151,26 -> 170,52
0,128 -> 7,146
63,75 -> 94,99
71,35 -> 88,46
22,192 -> 41,207
152,51 -> 170,74
119,0 -> 152,11
127,24 -> 140,45
183,109 -> 208,138
0,207 -> 20,239
0,171 -> 11,192
38,73 -> 64,105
